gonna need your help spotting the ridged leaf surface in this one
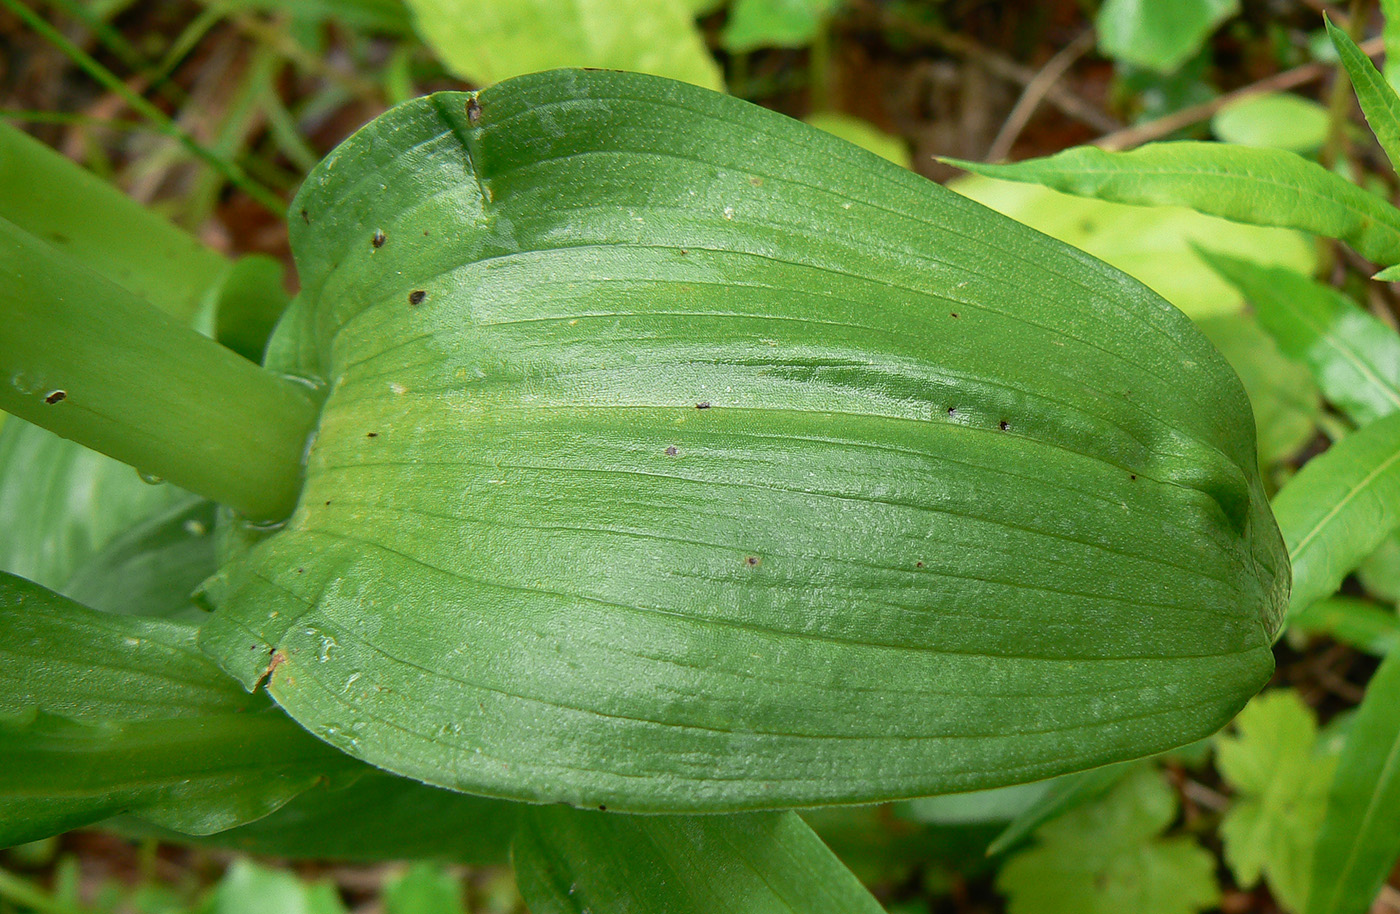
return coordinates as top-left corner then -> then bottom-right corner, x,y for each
200,70 -> 1286,812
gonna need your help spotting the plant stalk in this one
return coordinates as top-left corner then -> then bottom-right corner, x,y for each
0,218 -> 316,522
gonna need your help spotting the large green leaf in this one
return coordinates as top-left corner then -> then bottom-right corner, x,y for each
1202,253 -> 1400,426
403,0 -> 723,90
1095,0 -> 1239,74
1305,651 -> 1400,914
1273,411 -> 1400,617
512,808 -> 885,914
947,143 -> 1400,270
0,573 -> 359,847
201,70 -> 1285,813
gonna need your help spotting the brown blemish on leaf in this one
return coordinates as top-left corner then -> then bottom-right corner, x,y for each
947,406 -> 956,415
367,431 -> 379,438
745,555 -> 761,566
665,445 -> 679,456
999,420 -> 1010,431
916,561 -> 924,568
409,290 -> 427,305
696,401 -> 711,409
44,390 -> 66,404
372,229 -> 386,248
300,209 -> 310,224
467,96 -> 483,125
749,176 -> 763,187
257,649 -> 289,688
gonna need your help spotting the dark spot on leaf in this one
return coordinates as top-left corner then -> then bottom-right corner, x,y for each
409,290 -> 427,305
696,401 -> 711,409
372,230 -> 386,248
1130,474 -> 1137,481
750,176 -> 763,186
367,432 -> 379,438
300,209 -> 310,224
467,97 -> 482,125
916,561 -> 924,568
746,556 -> 761,566
598,804 -> 607,811
665,445 -> 678,456
423,230 -> 430,236
678,248 -> 688,255
999,420 -> 1009,431
947,406 -> 956,415
44,390 -> 66,404
296,568 -> 305,574
950,312 -> 959,318
325,500 -> 332,506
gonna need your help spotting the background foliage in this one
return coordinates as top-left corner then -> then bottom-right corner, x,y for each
3,0 -> 1400,912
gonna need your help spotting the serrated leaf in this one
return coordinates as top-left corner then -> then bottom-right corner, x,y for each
1216,690 -> 1337,912
1096,0 -> 1239,74
1327,18 -> 1400,173
1305,651 -> 1400,914
1273,411 -> 1400,617
722,0 -> 835,52
946,143 -> 1400,269
0,573 -> 359,847
1201,251 -> 1400,426
403,0 -> 723,90
200,70 -> 1284,813
996,765 -> 1220,914
949,174 -> 1318,319
512,808 -> 885,914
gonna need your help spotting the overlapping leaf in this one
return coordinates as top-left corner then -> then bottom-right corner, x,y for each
512,808 -> 885,914
947,143 -> 1400,269
1095,0 -> 1239,74
1272,411 -> 1400,617
201,70 -> 1284,812
0,573 -> 360,847
1305,651 -> 1400,914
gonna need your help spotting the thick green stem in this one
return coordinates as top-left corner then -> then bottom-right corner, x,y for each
0,123 -> 230,324
0,218 -> 316,522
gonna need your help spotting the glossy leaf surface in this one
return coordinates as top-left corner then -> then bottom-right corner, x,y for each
948,143 -> 1400,269
1272,411 -> 1400,617
202,70 -> 1285,812
512,808 -> 885,914
0,573 -> 358,847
